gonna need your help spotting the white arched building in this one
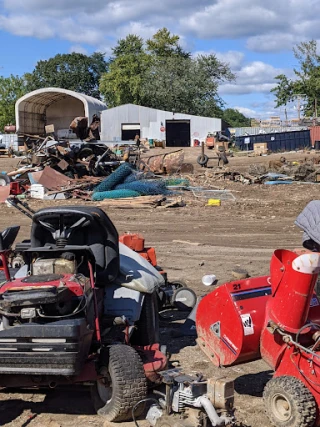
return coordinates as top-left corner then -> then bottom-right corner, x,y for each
15,88 -> 107,137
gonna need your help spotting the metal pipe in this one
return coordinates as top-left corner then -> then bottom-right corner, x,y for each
194,395 -> 232,426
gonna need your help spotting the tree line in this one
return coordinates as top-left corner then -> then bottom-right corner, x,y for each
0,28 -> 251,131
272,40 -> 320,118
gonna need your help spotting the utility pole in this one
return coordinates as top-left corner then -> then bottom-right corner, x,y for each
297,95 -> 301,121
293,94 -> 306,122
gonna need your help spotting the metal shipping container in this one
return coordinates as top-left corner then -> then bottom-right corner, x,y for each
235,130 -> 311,152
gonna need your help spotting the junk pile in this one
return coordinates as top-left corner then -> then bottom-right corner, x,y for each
91,163 -> 190,208
204,156 -> 320,185
1,127 -> 190,202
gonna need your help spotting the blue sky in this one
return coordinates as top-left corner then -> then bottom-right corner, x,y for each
0,0 -> 319,120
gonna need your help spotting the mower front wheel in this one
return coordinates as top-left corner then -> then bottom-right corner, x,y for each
263,376 -> 317,427
91,344 -> 147,422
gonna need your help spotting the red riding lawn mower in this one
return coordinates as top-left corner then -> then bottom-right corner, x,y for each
196,201 -> 320,427
0,199 -> 168,423
0,197 -> 235,427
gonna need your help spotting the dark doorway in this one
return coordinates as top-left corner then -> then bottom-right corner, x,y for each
166,120 -> 190,147
121,124 -> 140,141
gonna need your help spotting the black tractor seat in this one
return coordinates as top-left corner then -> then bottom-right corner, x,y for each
30,206 -> 119,285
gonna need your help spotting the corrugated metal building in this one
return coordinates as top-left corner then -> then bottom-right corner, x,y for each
100,104 -> 221,147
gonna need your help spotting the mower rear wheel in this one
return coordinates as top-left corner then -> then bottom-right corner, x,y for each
131,291 -> 159,346
0,173 -> 11,186
91,344 -> 147,422
263,376 -> 317,427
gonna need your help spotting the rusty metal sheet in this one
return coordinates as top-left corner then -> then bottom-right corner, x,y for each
0,185 -> 11,203
28,171 -> 43,184
310,126 -> 320,147
142,150 -> 184,174
37,166 -> 73,190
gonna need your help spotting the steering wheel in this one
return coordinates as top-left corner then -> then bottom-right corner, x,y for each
38,215 -> 90,244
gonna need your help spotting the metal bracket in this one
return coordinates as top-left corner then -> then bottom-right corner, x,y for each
210,321 -> 221,338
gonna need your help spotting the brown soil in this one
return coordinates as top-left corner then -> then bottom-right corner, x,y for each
0,148 -> 318,427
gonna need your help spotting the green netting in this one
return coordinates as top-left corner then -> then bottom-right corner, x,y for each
115,180 -> 167,195
92,189 -> 140,200
164,178 -> 190,187
93,163 -> 134,193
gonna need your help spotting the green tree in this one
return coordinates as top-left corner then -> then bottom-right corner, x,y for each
271,40 -> 320,116
25,52 -> 108,99
99,35 -> 148,107
222,108 -> 251,127
0,75 -> 27,131
146,28 -> 190,58
141,54 -> 231,116
100,28 -> 234,116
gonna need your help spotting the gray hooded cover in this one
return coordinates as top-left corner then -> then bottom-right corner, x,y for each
295,200 -> 320,250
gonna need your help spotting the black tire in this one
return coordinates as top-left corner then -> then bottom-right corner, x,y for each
78,147 -> 94,160
197,154 -> 209,167
220,152 -> 229,165
131,292 -> 159,346
0,173 -> 11,186
91,344 -> 147,422
263,376 -> 317,427
172,286 -> 197,311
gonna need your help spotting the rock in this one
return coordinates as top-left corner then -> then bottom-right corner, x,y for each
232,267 -> 250,280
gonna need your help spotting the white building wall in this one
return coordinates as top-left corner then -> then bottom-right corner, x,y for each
101,104 -> 221,146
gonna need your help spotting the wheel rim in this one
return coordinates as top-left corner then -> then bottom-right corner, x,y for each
0,178 -> 7,186
97,379 -> 112,404
271,393 -> 292,422
97,369 -> 112,404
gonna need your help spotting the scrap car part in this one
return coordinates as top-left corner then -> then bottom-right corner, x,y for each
145,369 -> 234,427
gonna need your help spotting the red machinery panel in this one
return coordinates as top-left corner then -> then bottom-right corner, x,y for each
196,276 -> 271,366
0,274 -> 84,297
268,249 -> 318,333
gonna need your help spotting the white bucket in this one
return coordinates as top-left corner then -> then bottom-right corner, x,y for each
30,184 -> 46,199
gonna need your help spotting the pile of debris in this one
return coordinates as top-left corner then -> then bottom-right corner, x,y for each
0,131 -> 194,204
247,156 -> 320,185
201,156 -> 320,185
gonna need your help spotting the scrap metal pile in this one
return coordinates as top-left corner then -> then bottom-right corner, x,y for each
0,132 -> 193,205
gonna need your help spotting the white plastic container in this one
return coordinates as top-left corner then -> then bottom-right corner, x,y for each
202,274 -> 217,286
30,184 -> 46,199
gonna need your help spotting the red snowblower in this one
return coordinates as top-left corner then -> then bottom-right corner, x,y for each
196,204 -> 320,427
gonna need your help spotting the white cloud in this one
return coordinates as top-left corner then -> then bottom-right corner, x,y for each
232,106 -> 257,118
219,60 -> 286,95
246,33 -> 303,53
0,14 -> 54,38
1,0 -> 320,53
221,83 -> 277,95
1,0 -> 320,119
180,1 -> 284,39
69,45 -> 88,55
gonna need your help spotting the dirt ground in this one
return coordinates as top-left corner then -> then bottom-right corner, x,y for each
0,147 -> 319,427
